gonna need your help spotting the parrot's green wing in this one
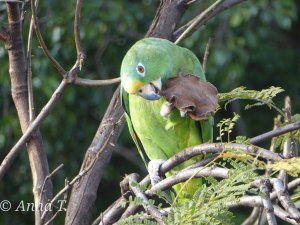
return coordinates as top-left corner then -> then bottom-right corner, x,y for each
121,87 -> 150,165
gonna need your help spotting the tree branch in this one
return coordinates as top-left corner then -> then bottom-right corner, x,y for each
74,0 -> 85,69
30,0 -> 66,75
5,2 -> 53,224
249,121 -> 300,144
64,87 -> 125,225
146,0 -> 188,41
73,77 -> 120,86
174,0 -> 248,41
175,0 -> 224,44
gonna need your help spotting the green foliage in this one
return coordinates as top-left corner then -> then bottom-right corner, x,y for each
217,86 -> 284,113
216,113 -> 240,142
267,157 -> 300,177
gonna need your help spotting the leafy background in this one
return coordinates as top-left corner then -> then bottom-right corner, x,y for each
0,0 -> 299,224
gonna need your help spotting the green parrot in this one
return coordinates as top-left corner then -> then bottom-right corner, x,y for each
120,37 -> 213,199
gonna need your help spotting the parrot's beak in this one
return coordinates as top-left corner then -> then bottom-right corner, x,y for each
137,78 -> 162,100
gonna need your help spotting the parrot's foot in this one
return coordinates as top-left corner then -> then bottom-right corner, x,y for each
148,159 -> 166,186
160,102 -> 174,117
180,110 -> 188,117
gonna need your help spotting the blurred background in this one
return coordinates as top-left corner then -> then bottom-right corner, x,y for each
0,0 -> 299,224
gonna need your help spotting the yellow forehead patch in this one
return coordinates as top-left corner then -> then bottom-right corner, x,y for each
123,77 -> 145,94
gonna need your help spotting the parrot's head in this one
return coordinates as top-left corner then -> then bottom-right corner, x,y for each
120,38 -> 173,100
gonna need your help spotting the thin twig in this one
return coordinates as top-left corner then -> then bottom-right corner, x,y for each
30,0 -> 66,75
202,37 -> 212,74
39,164 -> 64,205
175,0 -> 224,44
74,0 -> 83,54
249,121 -> 300,144
27,0 -> 39,122
174,0 -> 248,41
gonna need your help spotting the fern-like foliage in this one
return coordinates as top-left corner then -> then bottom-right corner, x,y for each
217,86 -> 284,115
216,113 -> 240,143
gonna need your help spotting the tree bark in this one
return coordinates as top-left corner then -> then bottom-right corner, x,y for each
65,88 -> 125,225
146,0 -> 187,41
5,3 -> 52,224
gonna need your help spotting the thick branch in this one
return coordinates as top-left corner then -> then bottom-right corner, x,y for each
64,87 -> 125,225
146,0 -> 188,40
5,2 -> 52,224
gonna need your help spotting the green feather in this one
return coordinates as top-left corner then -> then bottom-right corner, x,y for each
120,37 -> 213,199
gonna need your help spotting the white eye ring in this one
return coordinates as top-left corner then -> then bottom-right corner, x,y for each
136,62 -> 146,77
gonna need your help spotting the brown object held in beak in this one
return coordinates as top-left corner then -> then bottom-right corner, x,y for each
162,74 -> 218,121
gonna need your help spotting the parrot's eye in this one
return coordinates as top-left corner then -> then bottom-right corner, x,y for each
136,63 -> 145,77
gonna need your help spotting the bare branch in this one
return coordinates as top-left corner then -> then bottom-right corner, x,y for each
30,0 -> 66,75
73,77 -> 121,86
174,0 -> 248,41
39,164 -> 64,204
270,179 -> 300,221
74,0 -> 85,69
26,0 -> 39,122
5,2 -> 53,224
175,0 -> 224,44
146,0 -> 189,41
149,166 -> 228,193
249,121 -> 300,144
202,38 -> 212,74
273,205 -> 299,225
65,87 -> 125,225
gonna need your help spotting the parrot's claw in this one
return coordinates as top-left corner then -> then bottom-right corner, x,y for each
148,159 -> 166,186
160,102 -> 174,117
180,110 -> 188,117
